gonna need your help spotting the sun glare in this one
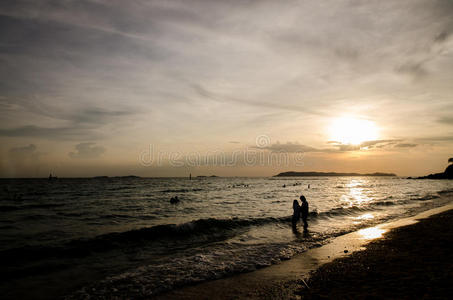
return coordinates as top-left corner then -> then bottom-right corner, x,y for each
359,227 -> 387,240
328,117 -> 379,145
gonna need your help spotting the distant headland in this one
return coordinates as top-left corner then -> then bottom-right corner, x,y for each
274,171 -> 397,177
412,158 -> 453,179
92,175 -> 141,179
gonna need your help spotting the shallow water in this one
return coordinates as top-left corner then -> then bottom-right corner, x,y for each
1,177 -> 452,299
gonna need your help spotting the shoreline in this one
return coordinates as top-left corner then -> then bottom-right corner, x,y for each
155,202 -> 453,299
300,206 -> 453,299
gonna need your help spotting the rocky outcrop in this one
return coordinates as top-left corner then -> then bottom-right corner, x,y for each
444,163 -> 453,178
416,158 -> 453,179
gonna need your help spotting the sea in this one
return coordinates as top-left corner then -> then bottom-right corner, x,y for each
1,176 -> 453,299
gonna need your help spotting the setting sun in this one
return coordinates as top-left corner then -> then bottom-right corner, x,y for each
328,117 -> 379,145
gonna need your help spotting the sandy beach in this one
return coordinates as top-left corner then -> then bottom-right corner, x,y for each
299,208 -> 453,299
156,203 -> 453,299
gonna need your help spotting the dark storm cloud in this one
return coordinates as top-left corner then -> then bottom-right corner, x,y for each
69,142 -> 105,159
253,143 -> 324,153
72,108 -> 137,125
437,116 -> 453,125
335,139 -> 417,151
1,96 -> 136,123
326,140 -> 403,152
0,125 -> 101,140
434,31 -> 450,43
394,143 -> 417,148
0,12 -> 167,60
0,0 -> 234,49
0,0 -> 186,95
250,138 -> 422,154
360,140 -> 401,148
8,144 -> 41,160
431,0 -> 453,33
0,95 -> 137,139
254,139 -> 406,154
396,61 -> 428,79
268,0 -> 453,82
0,13 -> 167,97
416,135 -> 453,143
394,1 -> 453,80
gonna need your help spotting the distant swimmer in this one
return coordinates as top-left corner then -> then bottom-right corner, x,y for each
308,184 -> 310,189
292,199 -> 301,229
170,196 -> 180,204
300,195 -> 309,231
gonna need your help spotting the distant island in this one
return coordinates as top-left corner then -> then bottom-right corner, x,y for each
413,158 -> 453,179
275,171 -> 397,177
92,175 -> 141,179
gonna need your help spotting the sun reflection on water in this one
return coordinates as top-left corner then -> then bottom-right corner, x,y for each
350,187 -> 369,204
359,227 -> 387,240
346,179 -> 361,188
341,179 -> 372,207
356,213 -> 375,220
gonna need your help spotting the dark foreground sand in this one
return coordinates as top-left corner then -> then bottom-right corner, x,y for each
299,210 -> 453,299
157,206 -> 453,300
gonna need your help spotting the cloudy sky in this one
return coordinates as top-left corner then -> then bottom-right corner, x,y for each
1,0 -> 452,177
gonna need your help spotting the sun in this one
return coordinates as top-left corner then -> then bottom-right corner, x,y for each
328,117 -> 379,145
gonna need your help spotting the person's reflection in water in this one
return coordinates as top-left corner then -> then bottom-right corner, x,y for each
292,199 -> 301,230
292,220 -> 311,239
300,195 -> 309,231
292,224 -> 301,237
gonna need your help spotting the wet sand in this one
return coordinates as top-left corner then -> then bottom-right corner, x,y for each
300,208 -> 453,299
155,203 -> 453,299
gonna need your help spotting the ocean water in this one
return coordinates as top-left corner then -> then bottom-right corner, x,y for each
1,176 -> 453,299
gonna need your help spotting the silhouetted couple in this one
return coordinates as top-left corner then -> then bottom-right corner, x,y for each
292,195 -> 309,231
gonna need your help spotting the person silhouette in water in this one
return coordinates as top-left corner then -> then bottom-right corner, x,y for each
292,199 -> 301,229
300,195 -> 309,231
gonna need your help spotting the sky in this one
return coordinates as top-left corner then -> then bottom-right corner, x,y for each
1,0 -> 453,177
